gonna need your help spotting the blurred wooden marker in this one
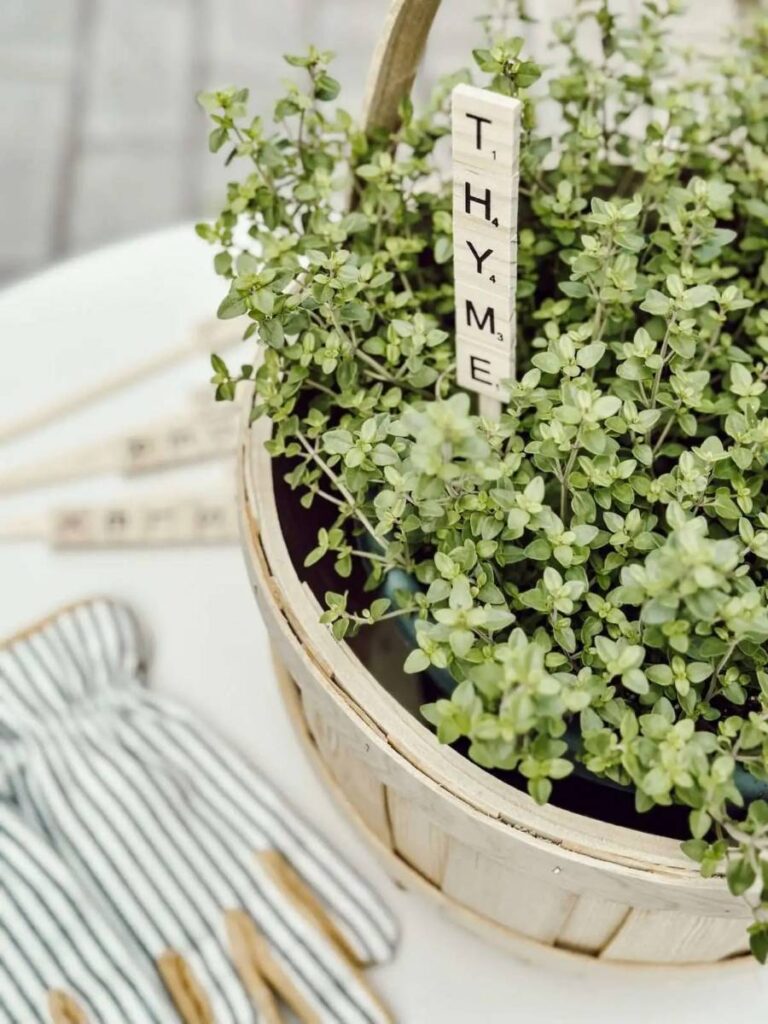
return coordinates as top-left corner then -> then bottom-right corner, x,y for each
0,404 -> 238,495
452,84 -> 521,419
0,496 -> 238,549
0,318 -> 242,446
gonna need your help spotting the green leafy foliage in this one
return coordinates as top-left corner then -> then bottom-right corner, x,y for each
198,6 -> 768,955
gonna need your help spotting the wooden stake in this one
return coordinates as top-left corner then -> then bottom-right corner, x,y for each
452,84 -> 521,419
0,404 -> 238,495
0,319 -> 242,446
0,495 -> 239,549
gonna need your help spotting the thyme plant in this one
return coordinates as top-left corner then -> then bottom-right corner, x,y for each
198,3 -> 768,957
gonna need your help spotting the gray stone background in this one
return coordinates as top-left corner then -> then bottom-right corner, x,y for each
0,0 -> 760,285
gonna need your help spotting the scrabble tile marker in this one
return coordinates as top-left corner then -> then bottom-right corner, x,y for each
452,84 -> 521,419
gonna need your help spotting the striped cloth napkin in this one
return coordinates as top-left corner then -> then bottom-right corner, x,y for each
0,598 -> 397,1023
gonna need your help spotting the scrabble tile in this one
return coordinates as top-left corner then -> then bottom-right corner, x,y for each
452,82 -> 521,404
452,83 -> 521,176
452,230 -> 517,299
452,168 -> 519,234
456,336 -> 514,401
455,279 -> 516,350
452,216 -> 519,258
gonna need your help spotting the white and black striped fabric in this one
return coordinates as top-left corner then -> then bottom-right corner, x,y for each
0,599 -> 397,1023
0,804 -> 174,1022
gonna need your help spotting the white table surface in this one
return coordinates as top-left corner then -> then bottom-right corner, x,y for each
1,225 -> 767,1023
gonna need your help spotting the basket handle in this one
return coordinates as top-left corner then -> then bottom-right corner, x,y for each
362,0 -> 442,133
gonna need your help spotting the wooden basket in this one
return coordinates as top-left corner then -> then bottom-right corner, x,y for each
238,0 -> 753,969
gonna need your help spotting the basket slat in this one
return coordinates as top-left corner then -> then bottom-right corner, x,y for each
301,690 -> 394,846
555,894 -> 630,956
600,910 -> 749,964
386,789 -> 449,885
440,841 -> 578,945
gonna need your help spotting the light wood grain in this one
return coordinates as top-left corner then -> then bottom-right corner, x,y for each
301,691 -> 394,846
452,84 -> 521,416
386,788 -> 449,885
555,893 -> 630,955
453,170 -> 520,234
455,279 -> 516,348
452,84 -> 522,175
455,336 -> 513,401
361,0 -> 441,134
441,839 -> 578,944
600,908 -> 750,964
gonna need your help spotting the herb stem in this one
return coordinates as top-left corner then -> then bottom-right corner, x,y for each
706,638 -> 739,702
652,403 -> 680,455
324,309 -> 399,385
296,431 -> 386,551
650,315 -> 675,410
348,605 -> 418,626
560,429 -> 582,523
